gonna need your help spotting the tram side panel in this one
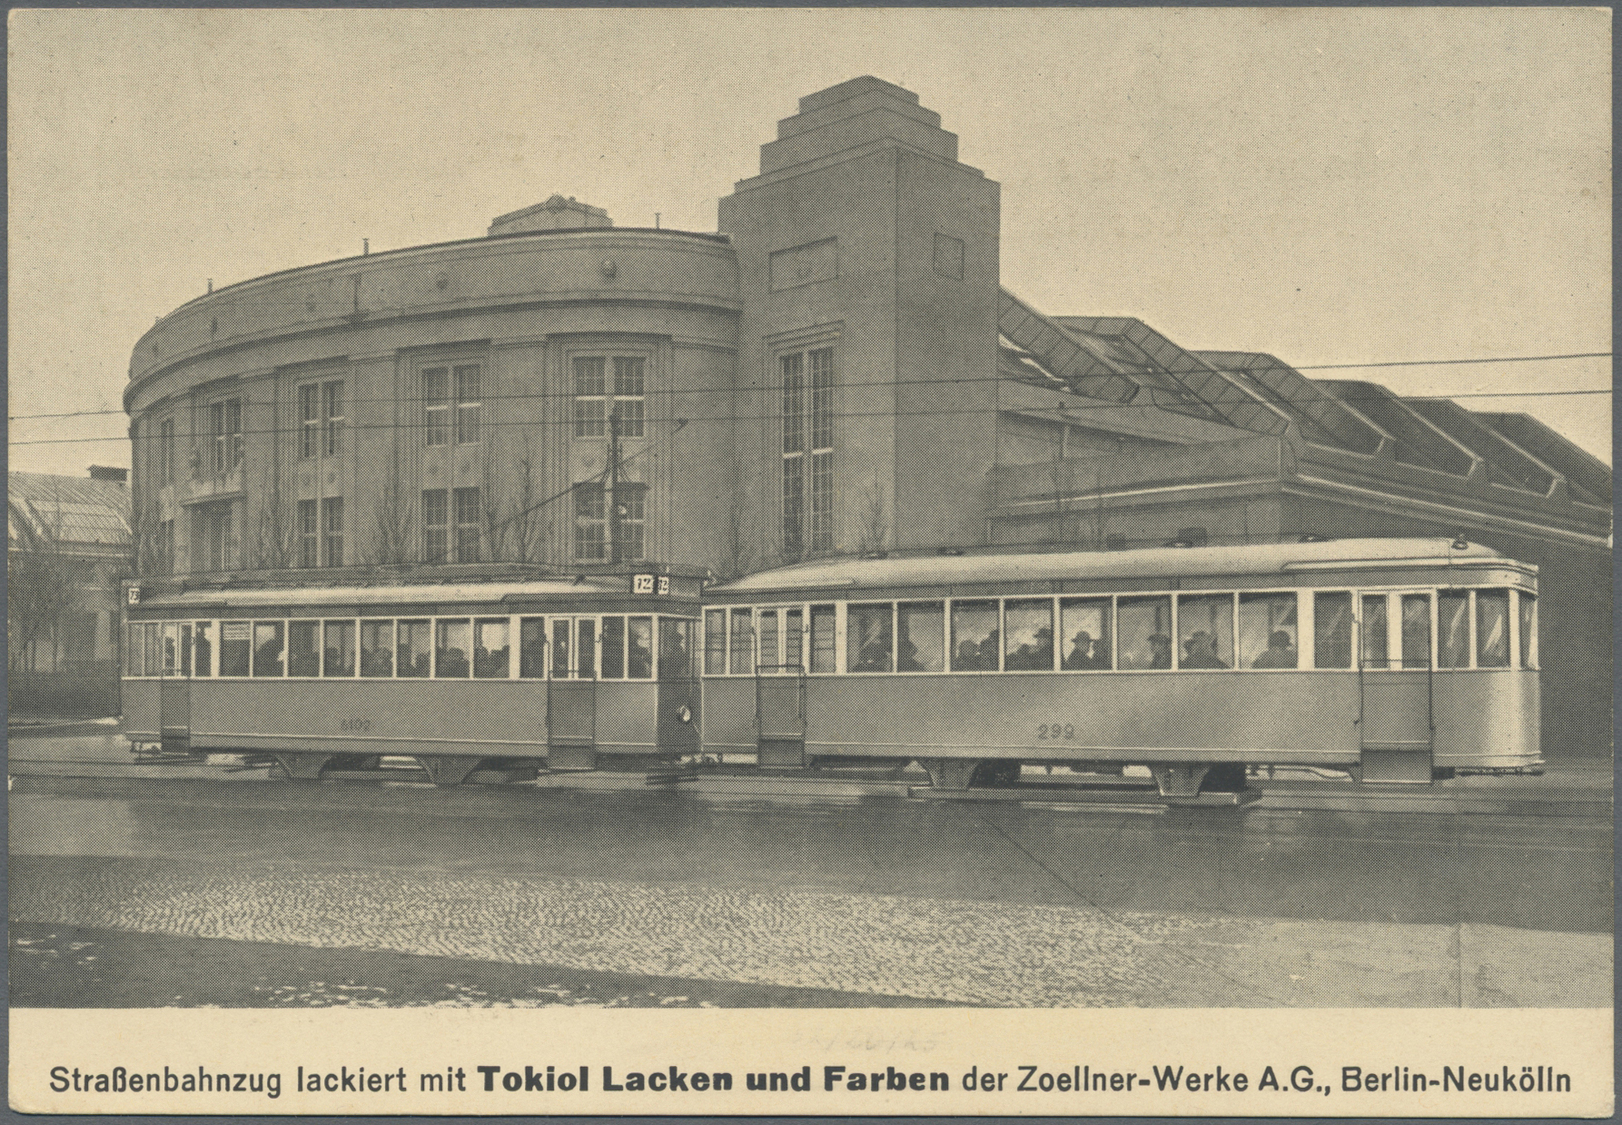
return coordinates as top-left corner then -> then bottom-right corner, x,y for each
708,672 -> 1367,768
122,678 -> 160,742
1432,670 -> 1539,769
185,679 -> 551,760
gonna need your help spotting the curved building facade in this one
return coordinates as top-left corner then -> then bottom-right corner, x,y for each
127,220 -> 743,576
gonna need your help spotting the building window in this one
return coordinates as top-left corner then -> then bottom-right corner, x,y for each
322,496 -> 344,567
298,385 -> 319,459
297,500 -> 318,567
573,483 -> 606,561
573,356 -> 645,438
423,488 -> 478,563
782,345 -> 833,556
196,501 -> 238,572
423,489 -> 448,563
298,379 -> 344,461
158,418 -> 175,485
454,366 -> 480,445
572,481 -> 645,562
423,363 -> 480,447
617,484 -> 646,561
453,487 -> 480,563
158,519 -> 175,574
322,381 -> 344,457
208,399 -> 243,475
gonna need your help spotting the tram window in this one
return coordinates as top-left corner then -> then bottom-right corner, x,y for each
1177,594 -> 1233,670
324,621 -> 357,677
1476,591 -> 1509,668
1519,594 -> 1537,670
627,616 -> 654,679
288,621 -> 320,677
1240,593 -> 1297,669
1004,599 -> 1054,671
758,610 -> 780,669
193,621 -> 213,677
846,603 -> 892,673
1313,592 -> 1352,669
1413,593 -> 1444,669
785,609 -> 804,670
398,619 -> 431,678
436,619 -> 472,677
361,620 -> 394,677
577,619 -> 597,679
1117,597 -> 1173,670
552,619 -> 571,678
220,622 -> 251,677
704,610 -> 726,675
601,616 -> 626,679
951,600 -> 999,671
810,605 -> 836,673
124,625 -> 141,676
898,602 -> 945,672
162,625 -> 178,676
147,624 -> 161,677
474,618 -> 509,678
1060,598 -> 1111,670
180,624 -> 193,677
660,618 -> 694,679
1437,593 -> 1468,668
1360,595 -> 1389,668
518,617 -> 546,678
252,622 -> 285,677
729,609 -> 753,675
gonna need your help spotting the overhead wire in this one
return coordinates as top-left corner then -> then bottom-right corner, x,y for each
8,383 -> 1616,451
7,349 -> 1613,423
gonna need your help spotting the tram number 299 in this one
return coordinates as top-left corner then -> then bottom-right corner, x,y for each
1036,723 -> 1075,740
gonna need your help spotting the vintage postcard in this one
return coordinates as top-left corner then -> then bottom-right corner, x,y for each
8,7 -> 1612,1117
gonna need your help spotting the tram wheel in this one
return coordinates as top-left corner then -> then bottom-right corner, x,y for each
971,760 -> 1022,788
1201,763 -> 1248,793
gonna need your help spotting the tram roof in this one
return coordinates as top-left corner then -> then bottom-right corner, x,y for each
709,538 -> 1531,595
135,575 -> 684,610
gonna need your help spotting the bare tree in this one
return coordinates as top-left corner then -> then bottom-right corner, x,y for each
368,467 -> 416,566
250,474 -> 296,570
724,490 -> 757,578
855,473 -> 888,556
503,436 -> 550,564
7,498 -> 76,671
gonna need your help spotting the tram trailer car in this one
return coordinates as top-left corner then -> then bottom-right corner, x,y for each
122,572 -> 703,785
700,538 -> 1540,796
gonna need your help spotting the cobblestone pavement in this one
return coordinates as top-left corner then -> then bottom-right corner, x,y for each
9,922 -> 946,1008
11,855 -> 1610,1007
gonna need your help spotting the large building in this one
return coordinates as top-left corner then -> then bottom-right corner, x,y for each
124,77 -> 1610,757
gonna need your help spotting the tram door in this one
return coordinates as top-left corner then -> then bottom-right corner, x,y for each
656,618 -> 701,756
754,608 -> 806,767
158,622 -> 192,755
1359,591 -> 1434,784
546,617 -> 596,769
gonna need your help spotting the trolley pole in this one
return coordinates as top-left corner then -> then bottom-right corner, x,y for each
608,405 -> 623,565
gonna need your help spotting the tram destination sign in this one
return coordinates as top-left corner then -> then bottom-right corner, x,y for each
632,574 -> 671,596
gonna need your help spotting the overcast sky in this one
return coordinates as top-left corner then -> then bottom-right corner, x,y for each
8,7 -> 1611,477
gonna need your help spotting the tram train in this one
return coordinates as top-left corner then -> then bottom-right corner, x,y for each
122,538 -> 1541,797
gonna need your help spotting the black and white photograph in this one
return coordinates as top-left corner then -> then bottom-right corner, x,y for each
8,7 -> 1612,1116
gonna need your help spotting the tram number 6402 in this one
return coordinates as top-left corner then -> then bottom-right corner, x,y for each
1037,723 -> 1075,740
